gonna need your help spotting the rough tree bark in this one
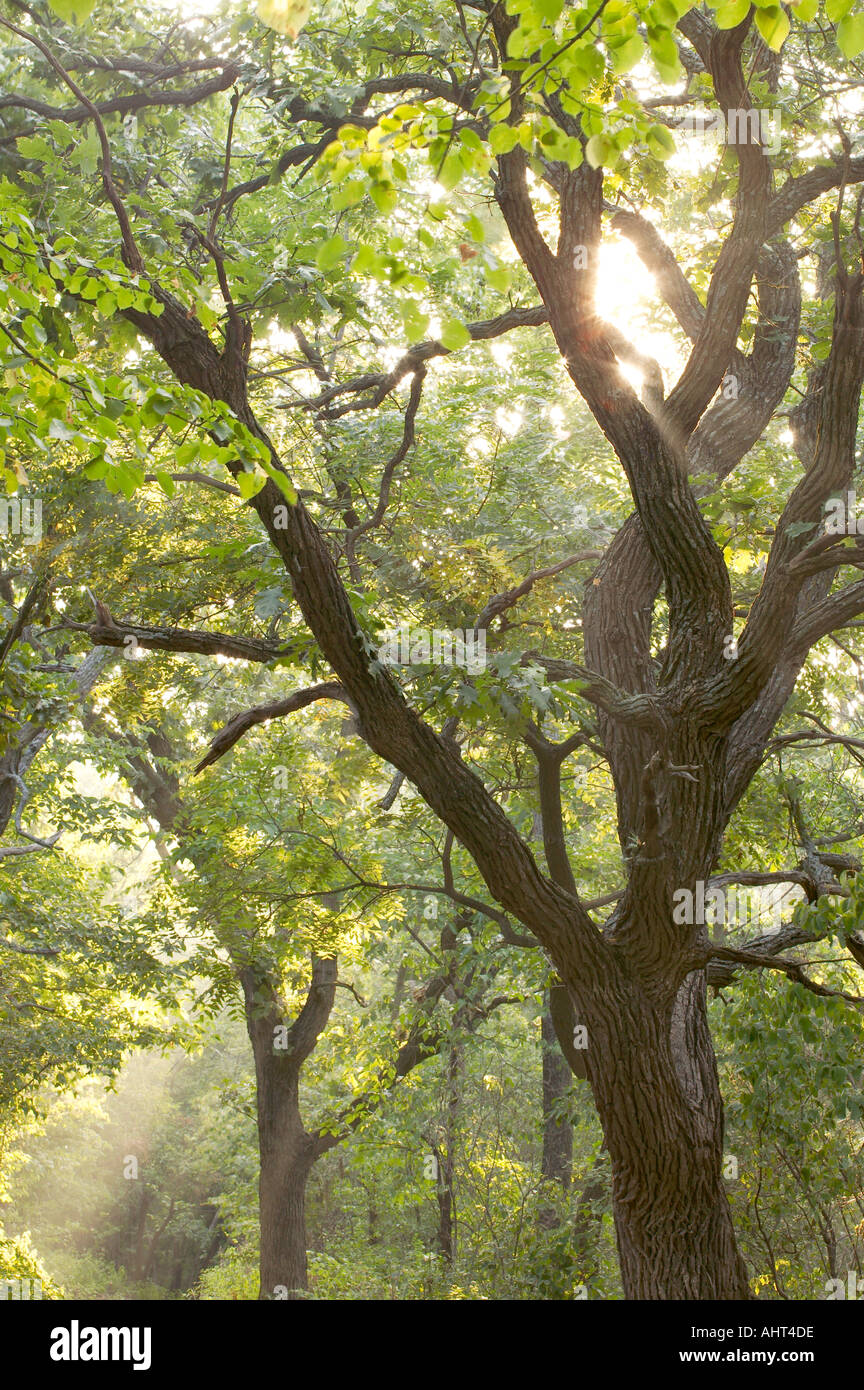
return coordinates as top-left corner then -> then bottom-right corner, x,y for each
241,960 -> 336,1298
27,4 -> 864,1299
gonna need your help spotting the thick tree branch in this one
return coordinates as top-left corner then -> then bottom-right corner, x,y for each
0,63 -> 240,127
70,619 -> 287,664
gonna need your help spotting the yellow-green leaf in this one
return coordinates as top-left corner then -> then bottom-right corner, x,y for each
489,123 -> 520,156
609,33 -> 645,72
315,235 -> 349,272
754,3 -> 790,48
715,0 -> 750,27
237,469 -> 267,500
837,9 -> 864,54
47,0 -> 95,22
585,133 -> 614,168
440,319 -> 471,351
256,0 -> 312,38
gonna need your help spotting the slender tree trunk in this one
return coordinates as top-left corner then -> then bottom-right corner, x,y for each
435,1041 -> 460,1264
538,997 -> 573,1230
131,1188 -> 150,1283
540,1001 -> 573,1190
142,1197 -> 175,1283
435,1167 -> 454,1265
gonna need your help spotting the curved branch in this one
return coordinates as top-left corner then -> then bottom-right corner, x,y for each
524,654 -> 666,730
193,681 -> 349,773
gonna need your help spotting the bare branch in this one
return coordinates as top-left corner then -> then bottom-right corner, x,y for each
287,306 -> 549,418
0,63 -> 240,129
474,551 -> 601,631
69,619 -> 287,664
345,366 -> 426,557
1,18 -> 143,271
193,682 -> 349,773
703,944 -> 864,1006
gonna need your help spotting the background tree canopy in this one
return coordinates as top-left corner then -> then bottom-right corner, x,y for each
2,0 -> 864,1305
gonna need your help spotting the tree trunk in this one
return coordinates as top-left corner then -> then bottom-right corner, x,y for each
540,1001 -> 573,1191
435,1041 -> 460,1264
257,1112 -> 313,1300
131,1188 -> 150,1283
537,998 -> 573,1231
243,970 -> 322,1300
578,966 -> 750,1299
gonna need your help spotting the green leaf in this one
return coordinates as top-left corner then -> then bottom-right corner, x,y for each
256,0 -> 312,38
16,135 -> 54,162
754,4 -> 791,47
370,183 -> 397,215
400,300 -> 430,341
440,319 -> 471,351
489,123 -> 520,156
826,0 -> 854,19
353,243 -> 385,277
71,128 -> 100,177
464,214 -> 485,244
486,265 -> 512,293
47,418 -> 75,441
259,458 -> 297,504
648,30 -> 683,81
332,180 -> 366,210
315,235 -> 349,272
609,33 -> 645,71
435,151 -> 464,192
236,469 -> 267,500
47,0 -> 95,21
175,440 -> 199,468
647,0 -> 680,24
715,0 -> 751,26
837,9 -> 864,55
646,123 -> 676,159
585,133 -> 614,168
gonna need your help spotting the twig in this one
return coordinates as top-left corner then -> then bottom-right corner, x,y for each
0,17 -> 143,272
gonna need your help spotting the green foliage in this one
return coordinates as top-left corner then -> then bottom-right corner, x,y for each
0,1226 -> 63,1297
2,0 -> 864,1304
